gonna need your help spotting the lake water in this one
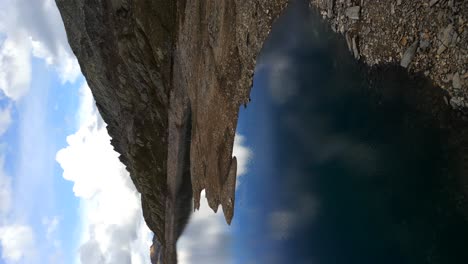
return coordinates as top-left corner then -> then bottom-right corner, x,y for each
232,2 -> 468,263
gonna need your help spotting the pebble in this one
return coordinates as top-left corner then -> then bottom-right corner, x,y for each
450,31 -> 459,46
429,0 -> 440,7
345,6 -> 360,20
327,0 -> 334,18
362,27 -> 371,35
345,32 -> 353,52
450,97 -> 464,108
419,39 -> 430,50
400,40 -> 419,68
437,24 -> 454,54
401,36 -> 408,46
352,36 -> 360,59
442,73 -> 453,83
448,0 -> 454,9
453,72 -> 462,89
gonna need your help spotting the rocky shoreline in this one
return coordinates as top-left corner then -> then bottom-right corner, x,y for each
310,0 -> 467,108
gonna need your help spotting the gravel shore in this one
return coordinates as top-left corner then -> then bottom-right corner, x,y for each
310,0 -> 467,108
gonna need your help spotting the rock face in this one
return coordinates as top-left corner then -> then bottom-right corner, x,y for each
176,0 -> 287,223
56,0 -> 176,248
56,0 -> 287,263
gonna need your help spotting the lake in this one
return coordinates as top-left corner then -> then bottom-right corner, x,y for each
232,2 -> 468,263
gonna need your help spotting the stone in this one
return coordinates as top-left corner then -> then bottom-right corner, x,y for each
453,72 -> 462,89
327,0 -> 334,18
437,24 -> 454,54
345,32 -> 353,52
419,39 -> 430,50
429,0 -> 439,7
346,6 -> 361,20
400,40 -> 419,68
450,96 -> 465,108
352,35 -> 360,59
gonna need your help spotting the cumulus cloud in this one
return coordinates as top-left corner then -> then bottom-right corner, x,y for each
56,83 -> 151,264
79,233 -> 106,264
0,33 -> 32,100
0,224 -> 36,263
0,0 -> 80,100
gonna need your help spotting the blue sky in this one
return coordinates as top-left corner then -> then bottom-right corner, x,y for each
0,47 -> 82,262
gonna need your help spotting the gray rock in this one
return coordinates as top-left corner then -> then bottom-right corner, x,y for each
429,0 -> 440,7
346,6 -> 361,20
443,73 -> 454,83
327,0 -> 334,18
400,40 -> 419,68
419,39 -> 430,50
352,35 -> 360,60
437,24 -> 454,54
450,30 -> 459,46
450,96 -> 465,108
345,32 -> 353,53
453,72 -> 462,89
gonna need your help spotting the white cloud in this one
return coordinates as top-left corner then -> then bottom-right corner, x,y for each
79,233 -> 106,264
0,105 -> 12,136
0,0 -> 80,101
56,83 -> 151,264
233,133 -> 252,186
0,224 -> 36,263
0,32 -> 32,100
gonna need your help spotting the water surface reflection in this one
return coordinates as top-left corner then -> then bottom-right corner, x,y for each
233,3 -> 468,264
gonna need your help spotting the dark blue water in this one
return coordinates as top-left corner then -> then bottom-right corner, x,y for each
233,2 -> 468,264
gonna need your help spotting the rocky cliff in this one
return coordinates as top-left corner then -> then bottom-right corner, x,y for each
56,0 -> 287,263
56,0 -> 466,262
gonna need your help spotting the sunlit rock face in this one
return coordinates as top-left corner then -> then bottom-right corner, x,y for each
55,0 -> 287,262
